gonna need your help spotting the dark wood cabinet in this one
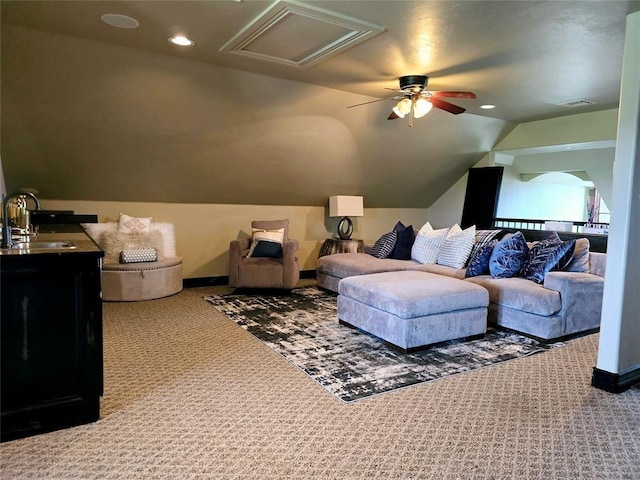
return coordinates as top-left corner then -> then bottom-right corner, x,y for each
1,228 -> 103,442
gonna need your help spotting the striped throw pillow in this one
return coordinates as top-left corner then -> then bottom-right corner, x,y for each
468,229 -> 507,264
369,231 -> 398,259
437,225 -> 476,269
411,227 -> 449,264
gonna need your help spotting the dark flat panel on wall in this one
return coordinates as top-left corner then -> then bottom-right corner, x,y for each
461,167 -> 504,229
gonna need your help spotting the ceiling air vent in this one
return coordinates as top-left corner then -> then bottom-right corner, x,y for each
219,0 -> 384,69
558,99 -> 597,108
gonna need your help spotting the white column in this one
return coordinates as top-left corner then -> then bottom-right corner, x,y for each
595,11 -> 640,376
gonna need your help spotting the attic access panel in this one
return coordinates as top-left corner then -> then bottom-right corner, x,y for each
219,0 -> 385,69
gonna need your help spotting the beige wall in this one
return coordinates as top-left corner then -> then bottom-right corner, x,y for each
494,109 -> 619,150
41,199 -> 429,278
2,25 -> 511,210
429,109 -> 619,224
43,108 -> 618,279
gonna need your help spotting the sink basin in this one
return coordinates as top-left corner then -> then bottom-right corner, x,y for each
10,241 -> 77,250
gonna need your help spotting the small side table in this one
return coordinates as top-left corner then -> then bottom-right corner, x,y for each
319,238 -> 365,258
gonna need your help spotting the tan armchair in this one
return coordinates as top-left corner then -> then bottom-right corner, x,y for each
229,219 -> 300,290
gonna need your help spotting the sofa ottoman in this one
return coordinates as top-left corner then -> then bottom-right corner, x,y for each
337,271 -> 489,352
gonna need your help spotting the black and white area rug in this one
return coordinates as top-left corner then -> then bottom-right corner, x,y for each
205,287 -> 563,402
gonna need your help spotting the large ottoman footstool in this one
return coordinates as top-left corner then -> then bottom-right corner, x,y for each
337,271 -> 489,352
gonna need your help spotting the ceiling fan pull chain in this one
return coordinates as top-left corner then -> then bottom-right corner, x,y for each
408,99 -> 415,127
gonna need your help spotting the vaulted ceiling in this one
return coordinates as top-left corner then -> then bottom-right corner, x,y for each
2,1 -> 638,207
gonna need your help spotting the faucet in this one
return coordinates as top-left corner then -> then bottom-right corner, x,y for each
2,191 -> 41,248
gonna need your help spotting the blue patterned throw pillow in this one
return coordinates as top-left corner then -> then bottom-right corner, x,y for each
467,229 -> 507,265
552,236 -> 577,271
369,231 -> 398,259
489,231 -> 529,278
521,234 -> 576,283
465,239 -> 498,278
389,221 -> 416,260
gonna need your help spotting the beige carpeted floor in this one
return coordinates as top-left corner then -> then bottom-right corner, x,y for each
1,282 -> 639,480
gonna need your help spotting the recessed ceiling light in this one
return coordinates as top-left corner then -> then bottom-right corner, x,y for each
480,104 -> 496,110
101,14 -> 139,29
169,36 -> 195,46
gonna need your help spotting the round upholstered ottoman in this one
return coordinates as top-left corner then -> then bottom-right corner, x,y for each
101,257 -> 183,302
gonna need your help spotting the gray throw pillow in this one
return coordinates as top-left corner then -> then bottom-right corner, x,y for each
564,238 -> 590,272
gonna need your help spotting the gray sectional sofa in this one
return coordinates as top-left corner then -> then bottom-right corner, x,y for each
316,241 -> 606,342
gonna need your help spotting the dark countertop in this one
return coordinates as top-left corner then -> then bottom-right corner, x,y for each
0,224 -> 103,257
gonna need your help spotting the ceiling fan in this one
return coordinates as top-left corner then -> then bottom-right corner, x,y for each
347,75 -> 476,127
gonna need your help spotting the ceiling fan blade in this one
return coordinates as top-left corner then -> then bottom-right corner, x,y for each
347,96 -> 397,109
430,98 -> 466,115
388,111 -> 401,120
430,91 -> 477,99
384,88 -> 410,93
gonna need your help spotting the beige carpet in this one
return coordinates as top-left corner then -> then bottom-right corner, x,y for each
2,283 -> 639,479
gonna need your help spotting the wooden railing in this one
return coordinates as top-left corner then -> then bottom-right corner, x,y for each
493,217 -> 609,234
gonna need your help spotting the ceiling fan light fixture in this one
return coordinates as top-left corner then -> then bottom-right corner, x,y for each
391,106 -> 406,118
413,98 -> 433,118
399,75 -> 428,91
349,75 -> 475,126
395,98 -> 412,115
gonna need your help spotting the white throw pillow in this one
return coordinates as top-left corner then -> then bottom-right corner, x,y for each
82,222 -> 117,241
99,230 -> 164,264
411,226 -> 449,264
446,223 -> 462,237
118,213 -> 152,234
437,224 -> 477,269
417,221 -> 433,234
247,227 -> 285,258
83,221 -> 177,258
150,222 -> 177,258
